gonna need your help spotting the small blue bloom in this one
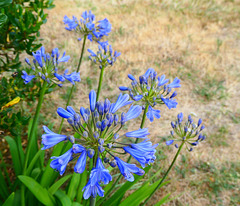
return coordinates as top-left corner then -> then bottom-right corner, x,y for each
90,157 -> 112,185
125,128 -> 150,139
198,118 -> 202,126
21,71 -> 35,84
82,181 -> 104,200
177,112 -> 183,123
41,126 -> 67,150
161,96 -> 178,109
133,95 -> 143,101
57,107 -> 73,118
167,77 -> 181,88
54,73 -> 65,82
58,51 -> 70,63
50,148 -> 73,175
158,75 -> 169,86
63,15 -> 78,30
74,150 -> 87,174
89,90 -> 96,112
73,144 -> 85,153
166,140 -> 174,146
109,93 -> 132,114
128,74 -> 136,81
123,141 -> 158,168
115,157 -> 145,182
64,69 -> 81,85
119,86 -> 129,91
146,106 -> 160,122
124,105 -> 142,122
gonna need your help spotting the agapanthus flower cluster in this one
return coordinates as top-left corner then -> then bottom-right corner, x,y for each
22,46 -> 80,87
88,41 -> 121,69
63,10 -> 111,42
41,90 -> 158,199
166,113 -> 206,151
119,68 -> 181,122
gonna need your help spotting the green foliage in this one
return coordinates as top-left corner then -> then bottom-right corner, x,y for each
0,0 -> 54,71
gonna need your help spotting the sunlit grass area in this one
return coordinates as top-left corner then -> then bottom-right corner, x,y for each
38,0 -> 240,205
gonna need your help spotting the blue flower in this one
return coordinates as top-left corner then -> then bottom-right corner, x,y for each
109,93 -> 132,114
21,71 -> 35,84
124,128 -> 149,138
167,77 -> 181,88
50,148 -> 73,175
57,107 -> 75,118
63,11 -> 111,42
119,86 -> 129,91
58,51 -> 70,63
124,105 -> 142,122
41,126 -> 67,150
146,106 -> 160,122
82,181 -> 104,200
123,141 -> 158,168
90,157 -> 112,185
158,75 -> 169,86
63,15 -> 78,30
89,90 -> 96,112
54,73 -> 65,82
64,69 -> 81,85
166,140 -> 174,146
161,96 -> 178,109
74,150 -> 87,174
115,157 -> 145,182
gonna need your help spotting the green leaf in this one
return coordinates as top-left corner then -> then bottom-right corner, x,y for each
67,173 -> 81,201
120,180 -> 169,206
48,174 -> 72,195
154,193 -> 171,206
0,0 -> 12,7
0,170 -> 9,199
55,190 -> 72,206
5,136 -> 22,175
0,14 -> 8,29
2,192 -> 15,206
76,170 -> 88,203
102,166 -> 151,206
72,202 -> 83,206
18,175 -> 55,206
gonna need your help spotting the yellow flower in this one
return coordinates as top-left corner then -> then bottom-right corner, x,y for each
1,97 -> 21,111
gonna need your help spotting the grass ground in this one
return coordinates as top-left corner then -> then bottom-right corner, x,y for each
39,0 -> 240,205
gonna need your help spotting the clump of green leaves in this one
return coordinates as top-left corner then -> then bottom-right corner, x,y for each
0,0 -> 54,71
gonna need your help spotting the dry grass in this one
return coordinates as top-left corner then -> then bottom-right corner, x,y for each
39,0 -> 240,205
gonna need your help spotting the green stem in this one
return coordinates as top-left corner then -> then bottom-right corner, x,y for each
21,81 -> 48,206
90,196 -> 96,206
24,80 -> 48,170
98,103 -> 149,205
96,66 -> 105,102
141,141 -> 185,206
58,35 -> 87,133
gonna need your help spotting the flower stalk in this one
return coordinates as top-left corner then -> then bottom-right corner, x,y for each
96,66 -> 105,102
141,141 -> 185,206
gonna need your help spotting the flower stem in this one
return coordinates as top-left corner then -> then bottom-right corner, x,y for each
58,35 -> 87,133
21,80 -> 48,206
96,66 -> 105,102
90,196 -> 96,206
24,80 -> 48,170
141,141 -> 185,206
97,103 -> 149,205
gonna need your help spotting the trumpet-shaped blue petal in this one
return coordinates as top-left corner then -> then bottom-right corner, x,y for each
125,105 -> 142,122
64,69 -> 81,85
133,95 -> 143,101
50,148 -> 73,175
167,77 -> 181,88
119,86 -> 129,91
57,107 -> 73,118
125,128 -> 149,138
54,73 -> 65,82
90,157 -> 112,185
115,157 -> 144,182
161,96 -> 178,109
89,90 -> 96,112
41,126 -> 67,150
82,180 -> 104,200
21,71 -> 35,84
146,106 -> 160,122
109,93 -> 133,114
124,141 -> 158,168
166,140 -> 174,145
158,75 -> 169,87
74,150 -> 87,174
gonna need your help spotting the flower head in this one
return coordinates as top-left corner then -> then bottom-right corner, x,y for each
42,90 -> 157,199
166,113 -> 206,152
119,68 -> 181,122
23,46 -> 80,86
63,11 -> 111,42
88,41 -> 121,69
